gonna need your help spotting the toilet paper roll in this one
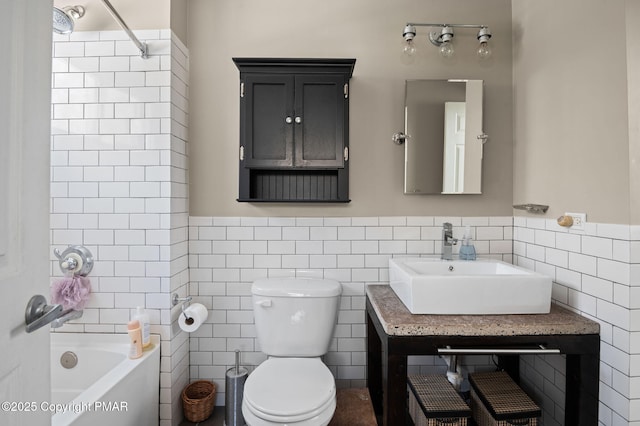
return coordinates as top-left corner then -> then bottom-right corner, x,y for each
178,303 -> 209,332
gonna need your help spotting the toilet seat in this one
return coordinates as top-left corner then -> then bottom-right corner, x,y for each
243,358 -> 336,424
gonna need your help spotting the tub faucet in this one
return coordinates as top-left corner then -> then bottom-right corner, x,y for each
441,222 -> 458,261
25,295 -> 83,333
51,309 -> 83,328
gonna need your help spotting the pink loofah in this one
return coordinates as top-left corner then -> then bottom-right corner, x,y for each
51,276 -> 91,310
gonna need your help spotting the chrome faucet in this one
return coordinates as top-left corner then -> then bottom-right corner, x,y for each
51,309 -> 83,328
25,295 -> 83,333
441,222 -> 458,261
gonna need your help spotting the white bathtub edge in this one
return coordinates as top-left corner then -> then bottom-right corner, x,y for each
51,333 -> 160,426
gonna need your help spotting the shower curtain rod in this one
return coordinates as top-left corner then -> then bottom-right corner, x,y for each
101,0 -> 148,58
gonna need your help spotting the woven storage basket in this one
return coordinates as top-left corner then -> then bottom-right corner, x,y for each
408,375 -> 471,426
182,380 -> 216,422
469,372 -> 540,426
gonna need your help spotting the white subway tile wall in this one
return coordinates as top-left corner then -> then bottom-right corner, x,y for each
50,30 -> 189,426
188,216 -> 514,404
514,217 -> 640,426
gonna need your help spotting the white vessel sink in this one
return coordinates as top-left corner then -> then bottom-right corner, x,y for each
388,257 -> 552,315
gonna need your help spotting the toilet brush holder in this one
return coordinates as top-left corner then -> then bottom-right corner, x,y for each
225,350 -> 248,426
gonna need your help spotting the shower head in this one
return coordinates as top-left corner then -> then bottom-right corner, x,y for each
53,6 -> 85,34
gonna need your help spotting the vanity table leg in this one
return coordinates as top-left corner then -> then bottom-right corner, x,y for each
383,352 -> 408,426
565,353 -> 599,426
366,310 -> 383,418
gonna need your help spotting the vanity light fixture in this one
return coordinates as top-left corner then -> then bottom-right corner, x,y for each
402,23 -> 493,60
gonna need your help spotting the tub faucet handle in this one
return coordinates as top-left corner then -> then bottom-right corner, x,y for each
53,245 -> 94,276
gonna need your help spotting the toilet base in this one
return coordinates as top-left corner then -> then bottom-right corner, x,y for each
242,398 -> 336,426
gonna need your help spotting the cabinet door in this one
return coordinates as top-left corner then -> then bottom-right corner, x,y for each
294,75 -> 346,168
242,74 -> 294,167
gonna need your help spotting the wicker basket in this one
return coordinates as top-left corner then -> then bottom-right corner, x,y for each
408,375 -> 471,426
469,372 -> 540,426
182,380 -> 216,422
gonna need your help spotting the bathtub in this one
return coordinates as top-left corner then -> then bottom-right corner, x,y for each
50,333 -> 160,426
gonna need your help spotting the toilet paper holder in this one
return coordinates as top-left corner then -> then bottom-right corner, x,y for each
172,293 -> 193,322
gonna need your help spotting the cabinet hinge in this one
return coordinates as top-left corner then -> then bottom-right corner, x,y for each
343,147 -> 349,161
240,145 -> 245,161
240,82 -> 245,98
343,83 -> 349,99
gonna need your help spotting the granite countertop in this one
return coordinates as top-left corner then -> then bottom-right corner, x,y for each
366,285 -> 600,337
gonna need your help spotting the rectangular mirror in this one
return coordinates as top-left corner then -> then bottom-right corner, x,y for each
404,79 -> 484,194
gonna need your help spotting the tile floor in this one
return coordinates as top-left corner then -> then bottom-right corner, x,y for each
179,388 -> 380,426
180,406 -> 224,426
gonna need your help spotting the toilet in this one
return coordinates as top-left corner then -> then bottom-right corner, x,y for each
242,278 -> 342,426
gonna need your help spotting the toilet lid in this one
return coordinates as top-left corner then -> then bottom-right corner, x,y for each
244,358 -> 335,421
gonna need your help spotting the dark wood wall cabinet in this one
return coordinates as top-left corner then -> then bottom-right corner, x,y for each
233,58 -> 356,202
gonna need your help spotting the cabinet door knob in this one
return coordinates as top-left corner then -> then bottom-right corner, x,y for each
295,116 -> 302,124
285,116 -> 293,124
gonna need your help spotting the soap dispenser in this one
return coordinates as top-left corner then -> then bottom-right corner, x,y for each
459,226 -> 476,261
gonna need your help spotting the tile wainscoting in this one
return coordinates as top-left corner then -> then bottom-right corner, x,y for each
187,216 -> 514,405
189,215 -> 639,426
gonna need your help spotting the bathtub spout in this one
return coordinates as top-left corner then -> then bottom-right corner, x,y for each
51,309 -> 83,328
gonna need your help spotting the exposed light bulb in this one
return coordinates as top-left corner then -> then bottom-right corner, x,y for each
439,40 -> 454,58
477,41 -> 492,59
403,39 -> 418,57
401,24 -> 418,65
400,40 -> 418,65
477,27 -> 492,60
435,26 -> 455,58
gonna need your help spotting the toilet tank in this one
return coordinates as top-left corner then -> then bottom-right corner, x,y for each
252,278 -> 342,357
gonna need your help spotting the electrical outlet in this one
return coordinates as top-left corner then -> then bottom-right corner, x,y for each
565,212 -> 586,231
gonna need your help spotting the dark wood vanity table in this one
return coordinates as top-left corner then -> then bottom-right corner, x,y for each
365,285 -> 600,426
